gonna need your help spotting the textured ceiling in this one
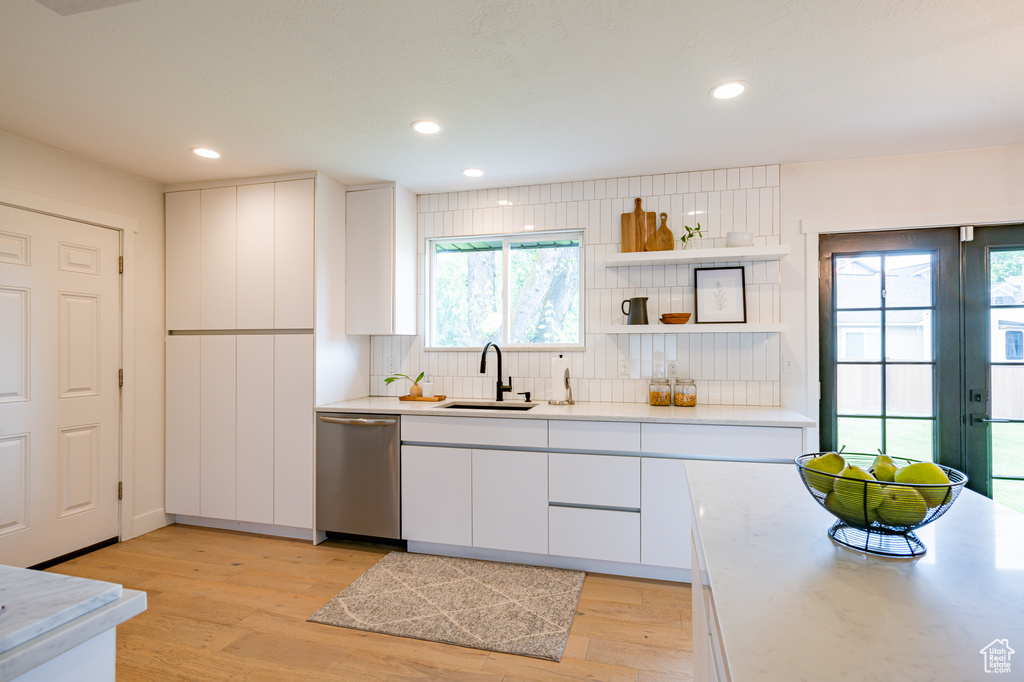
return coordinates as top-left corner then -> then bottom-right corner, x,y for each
2,0 -> 1023,192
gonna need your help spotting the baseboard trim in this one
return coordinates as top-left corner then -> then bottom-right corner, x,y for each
407,541 -> 691,583
173,515 -> 315,541
130,508 -> 172,538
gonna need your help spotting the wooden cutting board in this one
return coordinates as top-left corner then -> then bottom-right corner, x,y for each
620,198 -> 657,253
645,212 -> 674,251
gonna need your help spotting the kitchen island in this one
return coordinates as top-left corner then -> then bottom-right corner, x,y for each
686,459 -> 1024,681
0,566 -> 146,681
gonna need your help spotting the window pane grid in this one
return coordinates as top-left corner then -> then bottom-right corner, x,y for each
833,251 -> 936,458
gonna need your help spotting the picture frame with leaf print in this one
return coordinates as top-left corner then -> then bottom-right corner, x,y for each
694,266 -> 747,323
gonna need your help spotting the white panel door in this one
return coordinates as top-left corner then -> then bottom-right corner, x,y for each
165,335 -> 200,516
401,445 -> 472,546
164,190 -> 201,330
236,335 -> 275,524
274,333 -> 314,528
0,205 -> 120,567
641,457 -> 692,570
199,335 -> 236,520
274,179 -> 315,329
472,449 -> 548,554
236,183 -> 276,329
199,186 -> 236,329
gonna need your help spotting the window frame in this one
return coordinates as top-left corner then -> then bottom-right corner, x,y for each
425,228 -> 586,351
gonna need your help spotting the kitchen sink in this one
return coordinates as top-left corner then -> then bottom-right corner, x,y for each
437,401 -> 537,411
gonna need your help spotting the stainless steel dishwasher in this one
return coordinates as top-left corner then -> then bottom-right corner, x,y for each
315,413 -> 401,539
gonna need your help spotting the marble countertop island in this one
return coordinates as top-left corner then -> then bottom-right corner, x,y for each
685,460 -> 1024,681
317,397 -> 814,428
0,566 -> 146,681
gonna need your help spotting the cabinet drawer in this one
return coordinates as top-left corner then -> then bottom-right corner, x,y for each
402,416 -> 547,449
549,453 -> 640,508
548,420 -> 640,452
549,506 -> 640,563
641,423 -> 802,461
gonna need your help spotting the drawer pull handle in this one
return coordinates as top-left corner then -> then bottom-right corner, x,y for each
549,501 -> 640,514
319,416 -> 396,426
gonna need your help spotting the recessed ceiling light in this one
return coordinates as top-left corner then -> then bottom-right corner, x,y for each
497,199 -> 512,206
710,81 -> 748,100
463,168 -> 484,178
411,120 -> 441,135
191,147 -> 221,159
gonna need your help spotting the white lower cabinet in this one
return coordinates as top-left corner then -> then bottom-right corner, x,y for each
641,457 -> 691,570
401,445 -> 472,546
472,450 -> 548,554
549,505 -> 641,563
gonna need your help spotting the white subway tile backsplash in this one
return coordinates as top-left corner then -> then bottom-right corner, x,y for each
371,163 -> 783,405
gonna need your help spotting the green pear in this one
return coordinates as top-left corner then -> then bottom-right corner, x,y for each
869,455 -> 898,482
804,452 -> 845,494
825,491 -> 879,527
877,486 -> 928,526
834,465 -> 884,512
894,462 -> 951,508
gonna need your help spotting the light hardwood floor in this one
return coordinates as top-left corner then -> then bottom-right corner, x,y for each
47,525 -> 693,681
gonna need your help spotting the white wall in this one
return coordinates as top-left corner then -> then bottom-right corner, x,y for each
0,130 -> 168,537
372,166 -> 785,406
781,143 -> 1024,442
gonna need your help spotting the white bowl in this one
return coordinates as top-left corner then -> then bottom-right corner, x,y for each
726,231 -> 753,247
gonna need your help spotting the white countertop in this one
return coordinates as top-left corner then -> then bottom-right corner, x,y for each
0,567 -> 146,679
686,460 -> 1024,681
317,397 -> 814,428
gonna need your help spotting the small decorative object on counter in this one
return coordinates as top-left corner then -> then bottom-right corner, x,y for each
384,371 -> 425,397
674,378 -> 697,406
649,378 -> 671,406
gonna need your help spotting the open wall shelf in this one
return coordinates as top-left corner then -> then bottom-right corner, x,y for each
602,245 -> 790,267
604,323 -> 790,334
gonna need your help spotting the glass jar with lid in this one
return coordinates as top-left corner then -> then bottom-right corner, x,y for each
674,378 -> 697,407
649,378 -> 671,406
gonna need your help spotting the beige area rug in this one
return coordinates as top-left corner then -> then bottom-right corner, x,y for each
308,552 -> 585,661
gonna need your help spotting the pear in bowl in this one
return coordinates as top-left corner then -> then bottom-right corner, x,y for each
894,462 -> 952,508
869,454 -> 898,482
804,452 -> 845,493
877,486 -> 928,526
833,465 -> 884,512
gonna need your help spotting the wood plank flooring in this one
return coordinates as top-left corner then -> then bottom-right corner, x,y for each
46,524 -> 693,681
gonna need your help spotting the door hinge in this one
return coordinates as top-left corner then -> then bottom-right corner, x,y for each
118,481 -> 123,500
118,369 -> 123,388
119,256 -> 123,274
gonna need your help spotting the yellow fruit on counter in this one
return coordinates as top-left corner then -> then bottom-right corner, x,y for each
894,462 -> 951,508
804,452 -> 846,494
833,465 -> 884,511
877,486 -> 928,526
869,454 -> 898,482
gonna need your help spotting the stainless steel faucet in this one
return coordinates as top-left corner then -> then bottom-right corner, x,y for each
480,342 -> 513,401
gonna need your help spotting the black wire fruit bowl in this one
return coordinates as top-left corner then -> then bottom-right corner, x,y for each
795,453 -> 968,558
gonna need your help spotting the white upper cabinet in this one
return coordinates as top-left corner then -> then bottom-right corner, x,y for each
236,183 -> 275,329
274,179 -> 315,329
345,185 -> 416,335
166,179 -> 315,330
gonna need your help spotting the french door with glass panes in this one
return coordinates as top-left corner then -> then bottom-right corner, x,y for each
821,225 -> 1024,513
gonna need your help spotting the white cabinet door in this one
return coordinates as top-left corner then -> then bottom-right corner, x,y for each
549,506 -> 640,563
236,183 -> 275,329
199,335 -> 236,520
401,445 -> 472,546
346,187 -> 393,335
199,186 -> 236,329
274,179 -> 315,329
165,191 -> 201,330
472,450 -> 548,554
641,457 -> 691,570
236,335 -> 275,524
274,334 -> 314,528
165,335 -> 200,515
549,453 -> 640,508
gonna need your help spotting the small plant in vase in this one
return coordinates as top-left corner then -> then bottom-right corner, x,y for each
385,371 -> 425,397
679,222 -> 702,249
